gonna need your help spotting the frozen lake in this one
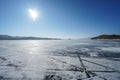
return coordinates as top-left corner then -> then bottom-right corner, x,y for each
0,39 -> 120,80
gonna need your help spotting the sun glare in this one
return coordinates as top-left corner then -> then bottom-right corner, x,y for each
28,8 -> 38,21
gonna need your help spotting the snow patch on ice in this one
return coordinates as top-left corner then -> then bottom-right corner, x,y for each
99,47 -> 120,52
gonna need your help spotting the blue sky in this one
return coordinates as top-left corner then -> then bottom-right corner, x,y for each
0,0 -> 120,38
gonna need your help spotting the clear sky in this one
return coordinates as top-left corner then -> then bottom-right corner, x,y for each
0,0 -> 120,38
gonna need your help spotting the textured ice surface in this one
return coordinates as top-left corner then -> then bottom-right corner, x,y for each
0,39 -> 120,80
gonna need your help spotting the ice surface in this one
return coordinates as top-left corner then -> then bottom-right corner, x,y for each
0,40 -> 120,80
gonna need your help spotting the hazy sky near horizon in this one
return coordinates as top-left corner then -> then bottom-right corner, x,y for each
0,0 -> 120,38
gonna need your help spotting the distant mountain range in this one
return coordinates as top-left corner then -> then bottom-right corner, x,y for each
0,35 -> 61,40
91,34 -> 120,39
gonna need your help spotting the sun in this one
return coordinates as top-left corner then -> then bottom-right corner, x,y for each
28,8 -> 38,21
